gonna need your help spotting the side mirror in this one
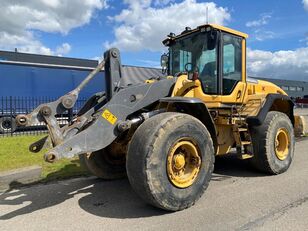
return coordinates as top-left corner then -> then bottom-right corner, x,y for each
161,53 -> 169,74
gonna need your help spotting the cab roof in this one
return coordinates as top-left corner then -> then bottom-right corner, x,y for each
164,24 -> 248,44
207,24 -> 248,38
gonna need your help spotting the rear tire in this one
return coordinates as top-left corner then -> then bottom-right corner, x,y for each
79,145 -> 126,180
250,111 -> 295,174
126,112 -> 214,211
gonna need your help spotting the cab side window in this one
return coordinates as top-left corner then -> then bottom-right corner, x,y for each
199,48 -> 218,94
222,34 -> 242,95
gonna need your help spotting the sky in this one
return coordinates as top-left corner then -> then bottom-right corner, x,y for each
1,0 -> 308,80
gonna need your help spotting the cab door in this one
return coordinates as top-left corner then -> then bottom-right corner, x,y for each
219,32 -> 246,104
194,31 -> 246,106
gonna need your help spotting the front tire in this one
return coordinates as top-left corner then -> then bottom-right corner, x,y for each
126,113 -> 214,211
250,111 -> 295,174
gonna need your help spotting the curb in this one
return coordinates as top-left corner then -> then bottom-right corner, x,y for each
0,165 -> 42,191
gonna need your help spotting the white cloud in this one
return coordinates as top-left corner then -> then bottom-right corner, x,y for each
302,34 -> 308,46
0,0 -> 108,55
254,30 -> 275,41
247,47 -> 308,80
246,13 -> 271,27
55,43 -> 72,56
304,0 -> 308,11
245,13 -> 275,42
106,0 -> 231,51
0,31 -> 71,56
154,0 -> 175,6
0,31 -> 53,55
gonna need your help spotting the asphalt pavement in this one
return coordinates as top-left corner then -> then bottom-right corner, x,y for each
1,138 -> 308,231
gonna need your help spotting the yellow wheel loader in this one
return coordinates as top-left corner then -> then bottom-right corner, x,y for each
16,24 -> 304,211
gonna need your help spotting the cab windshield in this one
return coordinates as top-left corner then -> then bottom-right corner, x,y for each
169,31 -> 218,94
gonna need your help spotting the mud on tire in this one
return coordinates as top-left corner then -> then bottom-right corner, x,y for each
126,112 -> 214,211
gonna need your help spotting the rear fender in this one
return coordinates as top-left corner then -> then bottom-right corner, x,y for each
246,94 -> 294,126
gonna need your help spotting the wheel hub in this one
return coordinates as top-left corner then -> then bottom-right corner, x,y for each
174,154 -> 186,170
167,139 -> 201,188
275,128 -> 290,161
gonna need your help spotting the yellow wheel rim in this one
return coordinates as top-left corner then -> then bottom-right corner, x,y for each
275,128 -> 290,161
167,139 -> 201,188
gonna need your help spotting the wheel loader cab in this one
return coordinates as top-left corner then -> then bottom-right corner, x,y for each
163,24 -> 248,105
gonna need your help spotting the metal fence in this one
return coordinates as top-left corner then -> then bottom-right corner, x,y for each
295,103 -> 308,109
0,96 -> 87,137
1,96 -> 306,137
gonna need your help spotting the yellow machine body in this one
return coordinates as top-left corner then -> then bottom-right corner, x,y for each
162,24 -> 298,158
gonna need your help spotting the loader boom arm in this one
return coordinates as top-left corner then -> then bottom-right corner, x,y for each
15,48 -> 125,147
15,48 -> 176,162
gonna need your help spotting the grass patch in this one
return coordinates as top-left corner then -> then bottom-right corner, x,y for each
0,135 -> 89,182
